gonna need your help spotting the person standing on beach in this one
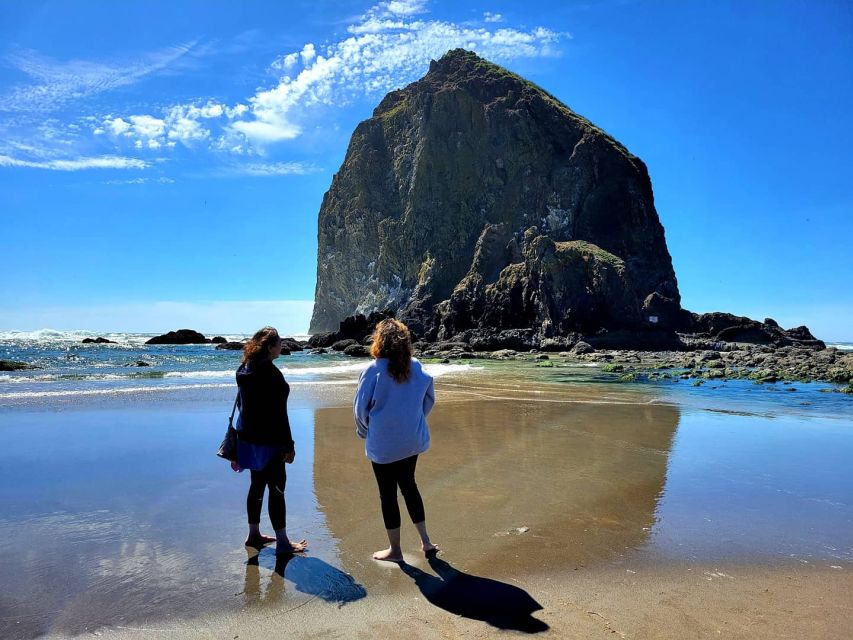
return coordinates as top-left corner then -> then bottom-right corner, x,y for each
231,326 -> 307,555
354,319 -> 438,562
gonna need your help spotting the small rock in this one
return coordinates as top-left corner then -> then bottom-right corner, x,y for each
216,341 -> 245,351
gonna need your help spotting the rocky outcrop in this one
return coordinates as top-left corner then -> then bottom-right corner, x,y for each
310,49 -> 680,342
82,337 -> 116,344
145,329 -> 210,345
0,360 -> 33,371
308,309 -> 395,352
683,313 -> 825,349
216,341 -> 245,351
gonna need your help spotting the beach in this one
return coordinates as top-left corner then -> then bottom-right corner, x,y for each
0,336 -> 852,639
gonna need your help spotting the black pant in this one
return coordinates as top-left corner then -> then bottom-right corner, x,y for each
247,460 -> 286,531
371,455 -> 425,530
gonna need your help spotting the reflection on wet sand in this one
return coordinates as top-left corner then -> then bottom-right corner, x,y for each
313,382 -> 680,582
243,548 -> 366,608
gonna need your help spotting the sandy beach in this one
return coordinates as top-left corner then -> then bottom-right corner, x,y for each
1,365 -> 851,639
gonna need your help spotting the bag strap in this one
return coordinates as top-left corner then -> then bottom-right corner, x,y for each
228,393 -> 239,428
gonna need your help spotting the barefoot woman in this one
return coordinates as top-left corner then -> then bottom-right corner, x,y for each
232,326 -> 307,555
354,319 -> 438,561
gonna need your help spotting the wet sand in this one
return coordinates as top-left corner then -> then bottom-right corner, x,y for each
0,369 -> 851,639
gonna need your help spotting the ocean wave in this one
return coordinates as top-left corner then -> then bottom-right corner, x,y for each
164,370 -> 234,379
279,362 -> 370,376
423,363 -> 482,377
0,372 -> 169,384
0,361 -> 479,388
827,343 -> 853,351
0,383 -> 235,400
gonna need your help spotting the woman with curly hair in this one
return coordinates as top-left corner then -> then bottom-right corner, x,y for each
354,318 -> 438,561
232,326 -> 307,555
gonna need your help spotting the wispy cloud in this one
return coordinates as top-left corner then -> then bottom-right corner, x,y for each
0,41 -> 199,113
484,12 -> 504,23
100,0 -> 566,152
0,154 -> 149,171
105,176 -> 174,185
233,161 -> 322,176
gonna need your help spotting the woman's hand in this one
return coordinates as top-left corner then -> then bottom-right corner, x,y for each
230,460 -> 243,473
283,450 -> 296,464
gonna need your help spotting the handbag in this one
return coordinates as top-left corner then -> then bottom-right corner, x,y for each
216,393 -> 240,461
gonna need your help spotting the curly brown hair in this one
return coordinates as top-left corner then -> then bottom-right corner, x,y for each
369,319 -> 412,383
242,326 -> 280,365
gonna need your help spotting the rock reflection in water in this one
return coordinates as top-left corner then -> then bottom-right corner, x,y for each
313,395 -> 680,576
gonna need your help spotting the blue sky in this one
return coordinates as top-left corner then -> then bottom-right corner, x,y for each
0,0 -> 851,340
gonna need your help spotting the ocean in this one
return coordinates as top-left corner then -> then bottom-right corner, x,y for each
0,330 -> 480,405
0,330 -> 851,638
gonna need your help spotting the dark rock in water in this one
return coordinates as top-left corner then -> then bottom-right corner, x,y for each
0,359 -> 33,371
310,48 -> 680,341
308,331 -> 338,349
135,361 -> 150,367
216,341 -> 245,350
211,336 -> 227,344
570,341 -> 594,355
145,329 -> 210,345
685,313 -> 825,349
332,339 -> 358,352
343,344 -> 370,357
281,337 -> 305,352
308,309 -> 395,349
82,337 -> 116,344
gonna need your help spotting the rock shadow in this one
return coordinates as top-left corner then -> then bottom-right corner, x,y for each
399,555 -> 549,633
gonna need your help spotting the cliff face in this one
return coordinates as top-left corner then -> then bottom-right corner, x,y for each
310,49 -> 680,338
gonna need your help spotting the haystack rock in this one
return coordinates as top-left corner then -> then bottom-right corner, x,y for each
310,49 -> 684,341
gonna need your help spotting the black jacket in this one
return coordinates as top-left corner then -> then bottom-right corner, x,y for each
235,360 -> 294,450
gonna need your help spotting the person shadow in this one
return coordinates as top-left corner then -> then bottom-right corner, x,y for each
245,549 -> 367,606
399,554 -> 549,633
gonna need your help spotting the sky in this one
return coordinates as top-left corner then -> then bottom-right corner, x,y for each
0,0 -> 851,340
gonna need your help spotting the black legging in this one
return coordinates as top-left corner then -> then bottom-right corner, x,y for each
371,454 -> 425,530
247,459 -> 287,531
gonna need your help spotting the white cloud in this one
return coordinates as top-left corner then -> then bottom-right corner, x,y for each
384,0 -> 428,16
300,43 -> 317,65
0,42 -> 199,113
91,1 -> 566,152
484,12 -> 504,23
0,154 -> 149,170
128,115 -> 166,138
105,176 -> 174,185
225,5 -> 563,147
236,162 -> 322,176
105,117 -> 131,136
167,116 -> 209,143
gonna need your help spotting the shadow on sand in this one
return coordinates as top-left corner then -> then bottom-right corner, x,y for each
246,550 -> 367,606
399,555 -> 549,633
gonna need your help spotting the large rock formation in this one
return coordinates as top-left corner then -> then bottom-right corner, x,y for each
310,49 -> 680,341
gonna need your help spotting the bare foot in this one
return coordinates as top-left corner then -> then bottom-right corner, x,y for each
422,542 -> 439,557
373,547 -> 404,562
244,534 -> 276,549
275,538 -> 308,555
